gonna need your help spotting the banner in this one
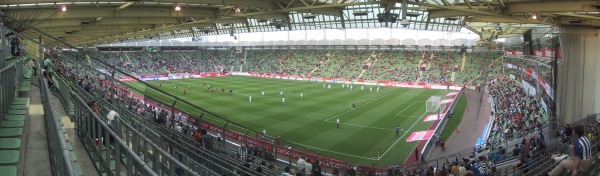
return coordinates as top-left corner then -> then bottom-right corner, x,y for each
439,99 -> 453,104
406,130 -> 434,142
423,113 -> 446,122
522,79 -> 536,96
445,92 -> 458,96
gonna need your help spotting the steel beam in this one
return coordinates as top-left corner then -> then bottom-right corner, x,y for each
31,18 -> 179,28
428,9 -> 494,18
0,0 -> 277,9
3,8 -> 216,20
412,2 -> 554,25
503,1 -> 600,14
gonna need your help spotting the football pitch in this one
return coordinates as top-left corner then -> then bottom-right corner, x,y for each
131,76 -> 462,165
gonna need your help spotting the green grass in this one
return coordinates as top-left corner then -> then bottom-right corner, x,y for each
129,76 -> 458,166
439,93 -> 467,141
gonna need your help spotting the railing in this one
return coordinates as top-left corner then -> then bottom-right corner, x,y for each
58,72 -> 261,176
72,92 -> 161,175
39,64 -> 78,176
0,59 -> 20,116
491,114 -> 599,176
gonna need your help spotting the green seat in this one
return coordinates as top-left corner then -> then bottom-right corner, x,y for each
0,166 -> 17,176
9,105 -> 27,110
3,115 -> 25,121
14,98 -> 28,101
67,143 -> 73,151
2,121 -> 24,128
70,151 -> 77,162
0,150 -> 19,164
0,138 -> 21,149
0,128 -> 23,137
7,109 -> 26,115
74,164 -> 84,176
12,98 -> 29,105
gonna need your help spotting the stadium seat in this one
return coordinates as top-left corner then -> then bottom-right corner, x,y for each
0,150 -> 20,164
0,128 -> 23,137
0,166 -> 17,176
0,138 -> 21,149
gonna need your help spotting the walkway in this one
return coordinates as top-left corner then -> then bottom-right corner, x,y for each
21,75 -> 97,176
427,89 -> 491,159
22,76 -> 52,176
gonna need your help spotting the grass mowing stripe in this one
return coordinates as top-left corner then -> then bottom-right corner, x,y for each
131,76 -> 451,165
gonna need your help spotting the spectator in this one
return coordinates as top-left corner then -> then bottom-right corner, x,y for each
547,125 -> 592,176
312,160 -> 322,176
296,156 -> 306,174
200,129 -> 213,150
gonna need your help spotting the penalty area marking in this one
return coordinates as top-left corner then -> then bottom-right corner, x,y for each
285,140 -> 379,160
395,101 -> 426,116
323,91 -> 394,122
379,89 -> 448,160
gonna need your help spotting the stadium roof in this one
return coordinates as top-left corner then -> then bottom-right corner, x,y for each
1,0 -> 598,46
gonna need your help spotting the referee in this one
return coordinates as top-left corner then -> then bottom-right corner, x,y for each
547,125 -> 592,176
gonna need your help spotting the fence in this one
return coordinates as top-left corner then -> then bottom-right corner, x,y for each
56,71 -> 263,176
0,59 -> 20,117
491,114 -> 599,176
38,64 -> 78,176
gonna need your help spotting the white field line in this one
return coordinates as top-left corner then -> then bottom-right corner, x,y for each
396,115 -> 421,118
377,110 -> 429,160
326,121 -> 396,131
379,89 -> 448,160
285,140 -> 379,160
395,101 -> 420,116
323,91 -> 394,122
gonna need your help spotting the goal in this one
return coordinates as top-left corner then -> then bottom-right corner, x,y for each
426,96 -> 442,112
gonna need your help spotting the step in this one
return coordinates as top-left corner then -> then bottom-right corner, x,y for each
0,150 -> 20,164
0,128 -> 23,137
0,166 -> 17,176
9,105 -> 27,110
1,121 -> 24,128
70,151 -> 78,162
11,98 -> 29,105
0,138 -> 21,149
7,109 -> 26,115
3,115 -> 24,121
74,164 -> 84,176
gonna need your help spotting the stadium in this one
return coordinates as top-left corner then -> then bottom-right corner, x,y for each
0,0 -> 599,176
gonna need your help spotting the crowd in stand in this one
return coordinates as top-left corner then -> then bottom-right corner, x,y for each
487,77 -> 547,146
84,49 -> 502,88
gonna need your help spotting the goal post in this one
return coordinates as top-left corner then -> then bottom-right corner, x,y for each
426,96 -> 442,112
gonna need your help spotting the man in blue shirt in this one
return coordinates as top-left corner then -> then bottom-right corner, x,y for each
548,125 -> 592,176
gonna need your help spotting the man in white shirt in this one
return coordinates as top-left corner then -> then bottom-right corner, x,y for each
336,118 -> 340,129
296,157 -> 306,174
249,95 -> 252,103
175,123 -> 183,132
262,129 -> 267,136
300,93 -> 303,100
304,160 -> 312,175
282,96 -> 285,105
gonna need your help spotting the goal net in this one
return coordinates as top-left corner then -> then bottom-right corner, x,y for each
426,96 -> 442,112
